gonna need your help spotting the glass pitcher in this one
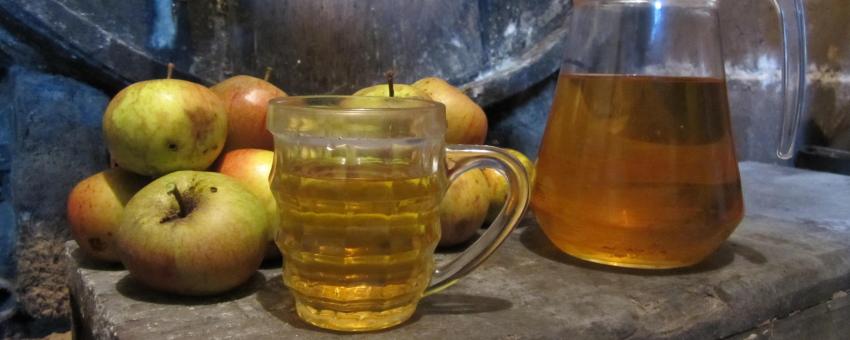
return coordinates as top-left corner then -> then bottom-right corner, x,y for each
532,0 -> 806,269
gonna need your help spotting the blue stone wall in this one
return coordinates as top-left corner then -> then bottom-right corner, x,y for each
0,65 -> 108,335
0,79 -> 12,281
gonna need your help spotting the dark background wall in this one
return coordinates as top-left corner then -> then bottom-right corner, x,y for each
0,0 -> 848,337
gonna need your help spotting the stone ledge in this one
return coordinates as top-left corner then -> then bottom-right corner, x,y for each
67,162 -> 850,339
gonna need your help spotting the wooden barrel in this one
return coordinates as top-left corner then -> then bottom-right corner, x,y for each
0,0 -> 570,105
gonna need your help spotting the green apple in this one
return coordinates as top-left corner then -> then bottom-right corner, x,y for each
412,77 -> 488,144
353,83 -> 431,99
439,167 -> 491,248
215,148 -> 281,259
67,168 -> 149,263
482,148 -> 535,224
211,70 -> 287,152
103,70 -> 228,176
115,171 -> 268,296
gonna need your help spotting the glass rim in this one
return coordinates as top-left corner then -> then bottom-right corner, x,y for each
267,95 -> 447,138
269,95 -> 445,114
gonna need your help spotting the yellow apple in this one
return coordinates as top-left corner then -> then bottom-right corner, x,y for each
103,67 -> 227,176
412,77 -> 488,144
353,83 -> 431,99
439,167 -> 491,248
482,148 -> 535,223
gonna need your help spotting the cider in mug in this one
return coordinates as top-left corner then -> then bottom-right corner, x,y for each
273,161 -> 444,330
267,96 -> 530,332
532,74 -> 744,269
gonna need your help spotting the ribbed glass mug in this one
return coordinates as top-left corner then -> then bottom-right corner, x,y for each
533,0 -> 807,269
267,96 -> 530,331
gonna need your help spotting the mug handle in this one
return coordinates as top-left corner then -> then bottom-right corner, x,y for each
424,144 -> 531,295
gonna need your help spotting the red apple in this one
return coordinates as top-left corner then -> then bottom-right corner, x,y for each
115,171 -> 269,296
67,168 -> 149,262
211,73 -> 287,151
215,148 -> 280,259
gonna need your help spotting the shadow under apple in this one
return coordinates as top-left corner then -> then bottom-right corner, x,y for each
115,271 -> 266,306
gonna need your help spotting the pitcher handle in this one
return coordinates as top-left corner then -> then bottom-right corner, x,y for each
771,0 -> 808,160
424,145 -> 531,295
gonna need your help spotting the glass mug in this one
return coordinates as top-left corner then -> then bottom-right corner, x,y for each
533,0 -> 806,269
267,96 -> 530,331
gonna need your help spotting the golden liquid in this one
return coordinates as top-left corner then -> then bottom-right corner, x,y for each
532,74 -> 744,269
273,163 -> 443,331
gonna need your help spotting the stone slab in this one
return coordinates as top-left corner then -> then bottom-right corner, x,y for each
67,162 -> 850,339
728,290 -> 850,340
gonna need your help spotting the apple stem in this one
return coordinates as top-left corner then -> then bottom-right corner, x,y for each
264,67 -> 273,81
385,70 -> 395,97
166,63 -> 175,79
167,183 -> 189,218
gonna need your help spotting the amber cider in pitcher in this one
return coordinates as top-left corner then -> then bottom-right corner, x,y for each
532,73 -> 744,269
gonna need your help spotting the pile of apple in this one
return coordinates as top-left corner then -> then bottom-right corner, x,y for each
67,65 -> 532,297
354,75 -> 534,246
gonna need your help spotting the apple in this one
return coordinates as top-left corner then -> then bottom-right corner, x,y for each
353,70 -> 432,99
482,148 -> 535,223
211,69 -> 287,152
215,148 -> 280,259
103,64 -> 228,176
115,170 -> 269,296
353,83 -> 430,99
412,77 -> 488,144
67,168 -> 149,263
439,167 -> 491,248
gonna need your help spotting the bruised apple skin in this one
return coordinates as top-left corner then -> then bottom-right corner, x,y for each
115,171 -> 268,296
103,78 -> 228,176
67,168 -> 149,263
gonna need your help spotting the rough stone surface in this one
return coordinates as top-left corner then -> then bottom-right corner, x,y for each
0,63 -> 13,281
0,22 -> 46,71
68,162 -> 850,339
486,73 -> 557,157
727,289 -> 850,340
1,66 -> 109,333
0,197 -> 13,279
802,0 -> 850,151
